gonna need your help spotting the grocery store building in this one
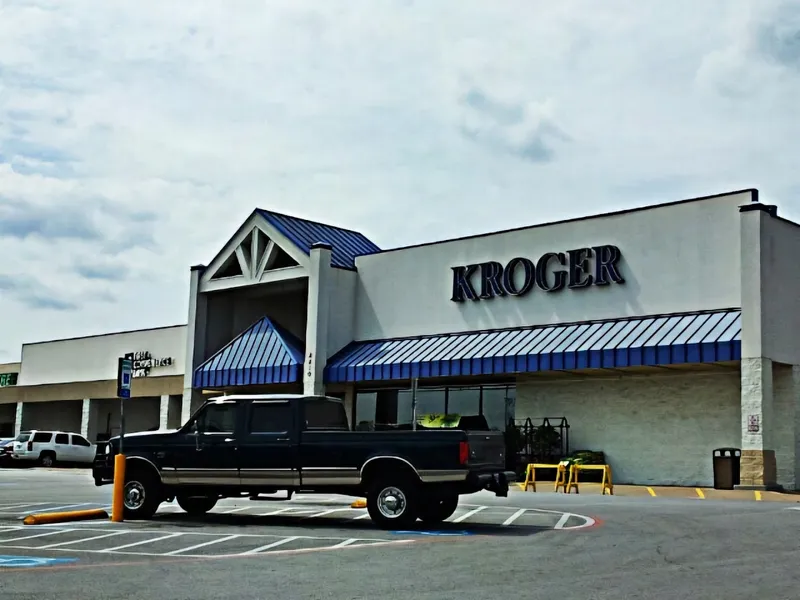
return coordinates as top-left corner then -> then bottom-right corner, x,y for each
184,188 -> 800,491
0,326 -> 186,441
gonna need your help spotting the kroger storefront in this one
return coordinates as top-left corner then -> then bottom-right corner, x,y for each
182,189 -> 800,490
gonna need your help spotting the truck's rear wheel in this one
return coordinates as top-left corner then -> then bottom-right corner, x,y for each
367,477 -> 419,529
418,494 -> 459,524
176,494 -> 218,516
123,468 -> 161,520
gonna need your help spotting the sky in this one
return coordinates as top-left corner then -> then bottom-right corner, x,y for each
1,0 -> 800,361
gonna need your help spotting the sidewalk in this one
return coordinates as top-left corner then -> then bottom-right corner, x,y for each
513,482 -> 800,503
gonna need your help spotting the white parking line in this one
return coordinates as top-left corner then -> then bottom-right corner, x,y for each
0,503 -> 50,512
257,507 -> 295,517
0,529 -> 74,543
25,503 -> 96,513
101,532 -> 185,552
38,531 -> 126,549
451,506 -> 486,523
502,509 -> 527,526
331,538 -> 357,548
164,534 -> 241,556
240,536 -> 300,555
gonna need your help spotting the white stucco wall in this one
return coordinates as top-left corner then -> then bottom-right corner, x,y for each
515,370 -> 741,486
19,326 -> 187,386
327,268 -> 358,358
760,215 -> 800,366
353,191 -> 751,341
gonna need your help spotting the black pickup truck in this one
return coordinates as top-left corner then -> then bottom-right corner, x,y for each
93,394 -> 514,528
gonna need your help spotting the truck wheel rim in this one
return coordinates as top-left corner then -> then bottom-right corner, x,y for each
377,486 -> 406,518
124,481 -> 146,510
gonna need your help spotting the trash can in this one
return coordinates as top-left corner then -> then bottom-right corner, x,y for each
712,448 -> 741,490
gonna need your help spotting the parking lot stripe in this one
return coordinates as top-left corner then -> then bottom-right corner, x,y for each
647,487 -> 657,496
38,531 -> 127,549
0,529 -> 74,543
451,506 -> 486,523
555,513 -> 571,529
257,507 -> 295,517
502,509 -> 527,526
305,508 -> 346,518
240,536 -> 300,555
330,538 -> 357,548
0,503 -> 50,511
101,533 -> 185,552
164,534 -> 241,556
696,488 -> 705,499
28,503 -> 95,513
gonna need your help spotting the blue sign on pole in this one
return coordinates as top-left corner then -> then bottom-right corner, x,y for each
0,555 -> 78,568
117,357 -> 133,399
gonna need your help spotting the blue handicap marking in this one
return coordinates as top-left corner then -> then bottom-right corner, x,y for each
390,530 -> 473,536
0,555 -> 78,568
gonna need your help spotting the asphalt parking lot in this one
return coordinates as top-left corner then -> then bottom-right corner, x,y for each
2,468 -> 800,599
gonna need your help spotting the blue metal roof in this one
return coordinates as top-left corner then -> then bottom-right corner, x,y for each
257,210 -> 381,270
193,317 -> 305,388
324,309 -> 742,383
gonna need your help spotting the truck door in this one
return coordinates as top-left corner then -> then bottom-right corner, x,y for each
174,399 -> 241,486
238,399 -> 298,489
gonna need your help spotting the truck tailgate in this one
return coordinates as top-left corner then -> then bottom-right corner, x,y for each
466,431 -> 506,470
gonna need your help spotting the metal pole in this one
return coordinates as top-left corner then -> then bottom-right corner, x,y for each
119,396 -> 125,455
411,377 -> 418,431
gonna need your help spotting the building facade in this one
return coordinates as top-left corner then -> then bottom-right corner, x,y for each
3,188 -> 798,491
0,326 -> 186,440
183,189 -> 800,490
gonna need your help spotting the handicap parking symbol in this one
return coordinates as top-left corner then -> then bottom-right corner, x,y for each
0,555 -> 78,568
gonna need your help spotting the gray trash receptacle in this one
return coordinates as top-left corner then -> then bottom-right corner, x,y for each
712,448 -> 741,490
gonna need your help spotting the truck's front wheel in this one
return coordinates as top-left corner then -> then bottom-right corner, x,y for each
176,494 -> 218,516
123,468 -> 161,520
366,477 -> 419,529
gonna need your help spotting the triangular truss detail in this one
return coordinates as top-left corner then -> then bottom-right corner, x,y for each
208,227 -> 299,282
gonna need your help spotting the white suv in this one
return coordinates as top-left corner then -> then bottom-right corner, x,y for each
12,430 -> 96,467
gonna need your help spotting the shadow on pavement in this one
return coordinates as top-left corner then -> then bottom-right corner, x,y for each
148,512 -> 550,537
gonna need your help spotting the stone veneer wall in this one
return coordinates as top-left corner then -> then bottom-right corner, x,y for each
516,369 -> 741,486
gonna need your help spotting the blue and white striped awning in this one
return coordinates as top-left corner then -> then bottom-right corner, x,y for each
324,309 -> 741,383
193,317 -> 304,388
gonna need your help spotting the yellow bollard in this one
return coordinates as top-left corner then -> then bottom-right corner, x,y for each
111,453 -> 126,522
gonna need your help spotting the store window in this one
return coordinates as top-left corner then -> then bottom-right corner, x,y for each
447,387 -> 481,417
354,384 -> 515,431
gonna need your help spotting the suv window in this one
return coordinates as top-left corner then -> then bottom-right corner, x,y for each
32,432 -> 52,443
55,433 -> 69,444
249,402 -> 292,433
197,402 -> 237,433
15,432 -> 30,442
71,435 -> 91,447
304,398 -> 349,430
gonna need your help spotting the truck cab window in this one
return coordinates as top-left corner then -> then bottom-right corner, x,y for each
304,398 -> 349,430
197,403 -> 237,433
249,402 -> 291,433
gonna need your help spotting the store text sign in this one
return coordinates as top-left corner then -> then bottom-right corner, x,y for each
125,351 -> 174,378
450,245 -> 624,302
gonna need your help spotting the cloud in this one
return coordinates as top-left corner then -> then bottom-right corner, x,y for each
0,273 -> 78,311
0,0 -> 799,359
457,88 -> 571,163
73,262 -> 129,281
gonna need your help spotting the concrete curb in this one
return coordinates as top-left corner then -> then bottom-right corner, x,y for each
22,508 -> 109,526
